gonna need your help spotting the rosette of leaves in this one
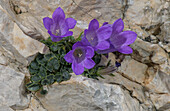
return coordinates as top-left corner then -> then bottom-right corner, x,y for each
26,36 -> 118,94
26,36 -> 76,94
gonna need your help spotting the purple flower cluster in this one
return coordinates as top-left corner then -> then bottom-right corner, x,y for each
43,7 -> 137,75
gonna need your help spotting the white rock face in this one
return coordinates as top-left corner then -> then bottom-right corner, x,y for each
0,65 -> 29,110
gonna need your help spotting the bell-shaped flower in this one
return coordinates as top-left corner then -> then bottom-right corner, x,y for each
43,7 -> 77,42
97,18 -> 137,54
64,42 -> 95,75
82,19 -> 112,51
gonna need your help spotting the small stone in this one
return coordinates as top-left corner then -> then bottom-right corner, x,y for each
118,56 -> 148,84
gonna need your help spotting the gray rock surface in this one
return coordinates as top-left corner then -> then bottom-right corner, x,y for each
0,65 -> 29,110
0,0 -> 169,111
36,75 -> 145,111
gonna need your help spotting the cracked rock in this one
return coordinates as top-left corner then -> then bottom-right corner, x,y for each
144,70 -> 170,93
118,56 -> 148,84
36,75 -> 146,111
0,7 -> 47,60
150,93 -> 170,111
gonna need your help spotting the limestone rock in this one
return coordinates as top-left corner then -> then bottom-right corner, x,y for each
0,7 -> 47,59
16,97 -> 47,111
150,93 -> 170,111
0,65 -> 29,110
160,59 -> 170,75
0,49 -> 7,65
131,38 -> 168,64
99,73 -> 146,104
0,0 -> 125,39
144,70 -> 169,93
0,105 -> 14,111
36,75 -> 145,111
118,56 -> 148,84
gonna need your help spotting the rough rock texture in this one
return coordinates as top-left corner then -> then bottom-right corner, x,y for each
0,65 -> 29,110
36,75 -> 145,111
16,97 -> 47,111
0,0 -> 169,111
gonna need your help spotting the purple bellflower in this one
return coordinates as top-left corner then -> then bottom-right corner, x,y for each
43,7 -> 77,42
64,42 -> 95,75
97,18 -> 137,54
81,19 -> 112,51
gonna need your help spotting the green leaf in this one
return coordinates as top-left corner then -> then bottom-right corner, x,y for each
93,54 -> 101,64
40,89 -> 48,95
56,76 -> 63,83
47,74 -> 55,84
36,54 -> 47,65
44,53 -> 55,61
41,79 -> 50,85
31,75 -> 41,83
109,73 -> 115,77
28,66 -> 38,75
54,72 -> 63,83
46,57 -> 60,72
46,61 -> 53,72
76,32 -> 83,42
50,44 -> 59,52
26,83 -> 40,92
58,47 -> 66,55
30,61 -> 39,69
41,37 -> 52,47
39,66 -> 47,78
53,58 -> 60,70
60,56 -> 66,65
62,71 -> 71,80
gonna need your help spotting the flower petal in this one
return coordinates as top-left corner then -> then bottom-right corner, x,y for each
85,29 -> 98,47
119,31 -> 137,46
86,46 -> 94,58
52,7 -> 65,23
89,19 -> 99,30
111,31 -> 137,48
66,18 -> 77,29
59,20 -> 69,35
72,41 -> 84,49
82,58 -> 95,69
112,18 -> 124,34
43,17 -> 53,30
97,25 -> 112,42
62,31 -> 73,37
48,31 -> 63,42
64,50 -> 74,63
110,34 -> 126,49
72,61 -> 84,75
95,41 -> 110,50
97,44 -> 117,54
81,37 -> 91,46
117,46 -> 133,54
